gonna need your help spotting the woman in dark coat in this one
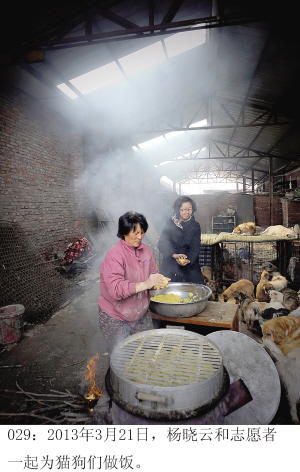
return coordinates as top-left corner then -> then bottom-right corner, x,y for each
158,196 -> 204,284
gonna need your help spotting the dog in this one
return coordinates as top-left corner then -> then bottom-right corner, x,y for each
262,316 -> 300,423
223,279 -> 254,302
234,291 -> 261,330
282,289 -> 299,311
203,275 -> 221,302
268,290 -> 285,309
257,282 -> 273,302
262,316 -> 300,346
201,266 -> 213,280
290,307 -> 300,318
260,225 -> 297,238
256,270 -> 273,302
232,222 -> 256,236
270,272 -> 288,292
260,307 -> 290,321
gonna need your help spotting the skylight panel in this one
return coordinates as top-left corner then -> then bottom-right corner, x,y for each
154,160 -> 172,167
138,135 -> 165,149
57,83 -> 79,99
190,119 -> 207,128
164,29 -> 206,58
119,41 -> 166,76
154,146 -> 207,166
69,62 -> 124,95
165,130 -> 185,139
160,176 -> 173,189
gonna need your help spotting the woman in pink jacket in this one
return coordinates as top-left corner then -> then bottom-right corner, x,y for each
98,211 -> 168,355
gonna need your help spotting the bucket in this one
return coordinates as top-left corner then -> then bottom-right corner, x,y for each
0,305 -> 25,345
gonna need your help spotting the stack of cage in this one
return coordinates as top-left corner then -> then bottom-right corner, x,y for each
199,245 -> 212,267
213,240 -> 281,284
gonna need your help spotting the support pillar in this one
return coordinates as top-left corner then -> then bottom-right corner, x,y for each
269,157 -> 274,226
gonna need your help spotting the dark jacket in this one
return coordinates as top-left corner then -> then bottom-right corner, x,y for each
158,215 -> 204,283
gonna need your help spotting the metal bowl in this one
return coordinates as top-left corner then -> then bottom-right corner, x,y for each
149,282 -> 212,318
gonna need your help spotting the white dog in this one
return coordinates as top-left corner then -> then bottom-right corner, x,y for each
260,225 -> 297,238
270,273 -> 288,292
268,290 -> 285,309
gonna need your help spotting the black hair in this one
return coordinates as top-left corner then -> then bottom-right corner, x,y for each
173,196 -> 197,219
117,211 -> 149,239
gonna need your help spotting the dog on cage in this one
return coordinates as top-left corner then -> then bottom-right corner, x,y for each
232,222 -> 256,236
262,316 -> 300,423
222,279 -> 254,302
256,270 -> 273,302
260,225 -> 297,238
234,290 -> 261,330
269,272 -> 288,292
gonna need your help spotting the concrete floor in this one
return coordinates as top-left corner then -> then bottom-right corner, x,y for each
0,277 -> 295,425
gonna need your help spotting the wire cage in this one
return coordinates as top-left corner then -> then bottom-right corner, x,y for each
210,240 -> 294,285
0,221 -> 68,322
289,240 -> 300,285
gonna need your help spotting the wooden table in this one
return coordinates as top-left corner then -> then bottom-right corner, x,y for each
151,301 -> 239,331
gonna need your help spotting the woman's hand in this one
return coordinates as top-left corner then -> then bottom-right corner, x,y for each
173,254 -> 190,266
146,273 -> 171,290
135,274 -> 171,293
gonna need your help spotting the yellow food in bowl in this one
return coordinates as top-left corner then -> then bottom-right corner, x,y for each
151,293 -> 201,303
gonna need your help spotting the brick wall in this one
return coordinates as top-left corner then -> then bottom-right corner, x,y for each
253,195 -> 283,227
0,81 -> 85,255
286,201 -> 300,226
190,192 -> 297,232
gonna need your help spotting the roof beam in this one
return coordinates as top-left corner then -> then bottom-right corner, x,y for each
213,139 -> 298,161
135,120 -> 294,134
161,0 -> 185,24
23,14 -> 264,51
95,7 -> 139,29
20,63 -> 75,104
235,111 -> 274,167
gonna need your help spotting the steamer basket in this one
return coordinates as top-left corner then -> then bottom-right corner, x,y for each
106,329 -> 228,421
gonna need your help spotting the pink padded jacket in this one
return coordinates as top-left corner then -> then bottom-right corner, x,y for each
98,239 -> 158,325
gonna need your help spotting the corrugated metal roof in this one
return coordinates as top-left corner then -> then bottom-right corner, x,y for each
1,0 -> 299,187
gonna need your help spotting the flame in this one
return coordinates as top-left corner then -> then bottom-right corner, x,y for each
85,353 -> 102,401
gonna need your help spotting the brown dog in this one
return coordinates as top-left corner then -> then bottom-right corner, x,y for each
262,316 -> 300,347
262,316 -> 300,423
223,279 -> 254,302
234,291 -> 261,330
203,275 -> 220,302
232,222 -> 256,236
256,270 -> 272,302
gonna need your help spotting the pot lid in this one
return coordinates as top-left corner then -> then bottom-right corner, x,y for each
206,331 -> 281,425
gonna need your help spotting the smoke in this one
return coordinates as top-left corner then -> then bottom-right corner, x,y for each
74,135 -> 168,269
